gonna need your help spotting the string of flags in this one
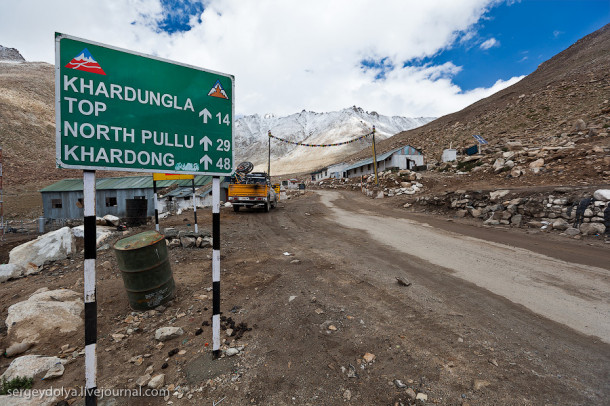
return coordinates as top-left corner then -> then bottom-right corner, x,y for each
268,130 -> 374,147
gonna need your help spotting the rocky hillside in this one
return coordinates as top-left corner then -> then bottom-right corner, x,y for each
342,23 -> 610,188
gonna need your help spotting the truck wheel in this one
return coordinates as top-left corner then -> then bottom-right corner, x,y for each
264,202 -> 270,212
233,205 -> 239,212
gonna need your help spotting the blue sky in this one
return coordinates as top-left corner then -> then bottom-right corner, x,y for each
1,0 -> 609,117
417,0 -> 610,90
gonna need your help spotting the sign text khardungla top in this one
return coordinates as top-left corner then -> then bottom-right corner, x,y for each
55,33 -> 235,176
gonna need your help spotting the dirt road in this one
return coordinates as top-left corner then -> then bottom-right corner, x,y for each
1,190 -> 608,405
318,190 -> 610,343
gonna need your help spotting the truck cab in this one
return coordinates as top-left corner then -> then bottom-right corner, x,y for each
228,172 -> 278,212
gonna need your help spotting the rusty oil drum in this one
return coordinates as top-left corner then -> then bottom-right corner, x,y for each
113,230 -> 175,310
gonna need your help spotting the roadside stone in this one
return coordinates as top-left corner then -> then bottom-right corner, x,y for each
565,227 -> 580,236
510,167 -> 523,177
455,210 -> 467,218
593,189 -> 610,201
5,341 -> 33,357
362,352 -> 375,363
328,325 -> 337,331
394,379 -> 407,388
225,348 -> 239,357
148,374 -> 165,389
168,239 -> 181,248
406,388 -> 417,401
483,218 -> 500,226
42,362 -> 65,380
180,236 -> 196,248
552,219 -> 570,231
0,355 -> 66,381
510,214 -> 523,226
492,158 -> 505,173
489,190 -> 510,201
527,221 -> 544,228
580,223 -> 605,235
0,264 -> 26,283
155,327 -> 184,342
9,227 -> 75,273
102,214 -> 120,226
136,374 -> 151,387
473,379 -> 491,391
6,288 -> 83,344
416,393 -> 428,401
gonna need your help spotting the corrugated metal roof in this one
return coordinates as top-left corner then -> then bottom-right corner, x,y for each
343,145 -> 422,172
165,186 -> 209,198
40,175 -> 219,192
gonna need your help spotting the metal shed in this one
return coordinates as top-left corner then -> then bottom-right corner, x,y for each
40,175 -> 220,220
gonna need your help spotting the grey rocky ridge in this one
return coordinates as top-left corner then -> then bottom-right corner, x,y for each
0,45 -> 25,62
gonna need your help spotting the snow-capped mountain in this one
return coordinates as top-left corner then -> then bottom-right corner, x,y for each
235,106 -> 435,175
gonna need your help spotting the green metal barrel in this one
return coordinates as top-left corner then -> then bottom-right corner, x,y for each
113,230 -> 175,310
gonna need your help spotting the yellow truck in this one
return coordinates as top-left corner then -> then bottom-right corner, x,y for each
228,172 -> 278,212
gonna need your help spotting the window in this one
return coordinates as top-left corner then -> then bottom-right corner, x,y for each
105,197 -> 118,207
184,196 -> 191,201
52,199 -> 62,209
76,198 -> 84,208
368,164 -> 371,170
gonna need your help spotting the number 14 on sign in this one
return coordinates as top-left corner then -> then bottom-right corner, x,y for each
198,108 -> 230,126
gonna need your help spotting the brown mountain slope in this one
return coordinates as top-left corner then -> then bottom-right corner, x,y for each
343,24 -> 610,188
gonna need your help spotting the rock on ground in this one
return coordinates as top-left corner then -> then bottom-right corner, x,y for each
9,227 -> 75,272
0,355 -> 66,381
102,214 -> 120,226
148,374 -> 165,389
593,189 -> 610,201
6,288 -> 83,343
0,396 -> 59,406
154,327 -> 184,342
71,225 -> 115,247
579,223 -> 606,236
0,264 -> 26,283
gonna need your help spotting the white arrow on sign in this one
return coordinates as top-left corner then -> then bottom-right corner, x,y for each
200,136 -> 212,152
198,108 -> 212,124
200,155 -> 213,169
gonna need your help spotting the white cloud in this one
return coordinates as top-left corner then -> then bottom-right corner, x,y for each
480,37 -> 500,50
0,0 -> 522,117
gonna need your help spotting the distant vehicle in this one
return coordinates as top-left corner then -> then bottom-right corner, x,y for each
228,169 -> 278,212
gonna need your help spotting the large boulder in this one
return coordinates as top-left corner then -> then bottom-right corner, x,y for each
0,264 -> 26,283
6,288 -> 83,344
71,225 -> 115,247
0,355 -> 66,381
8,227 -> 75,272
593,189 -> 610,201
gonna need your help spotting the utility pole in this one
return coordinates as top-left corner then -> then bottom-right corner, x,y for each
268,130 -> 271,177
371,126 -> 379,185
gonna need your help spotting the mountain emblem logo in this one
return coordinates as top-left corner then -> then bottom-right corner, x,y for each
208,80 -> 228,99
65,48 -> 106,75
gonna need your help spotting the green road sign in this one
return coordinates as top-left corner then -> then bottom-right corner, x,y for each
55,33 -> 234,176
